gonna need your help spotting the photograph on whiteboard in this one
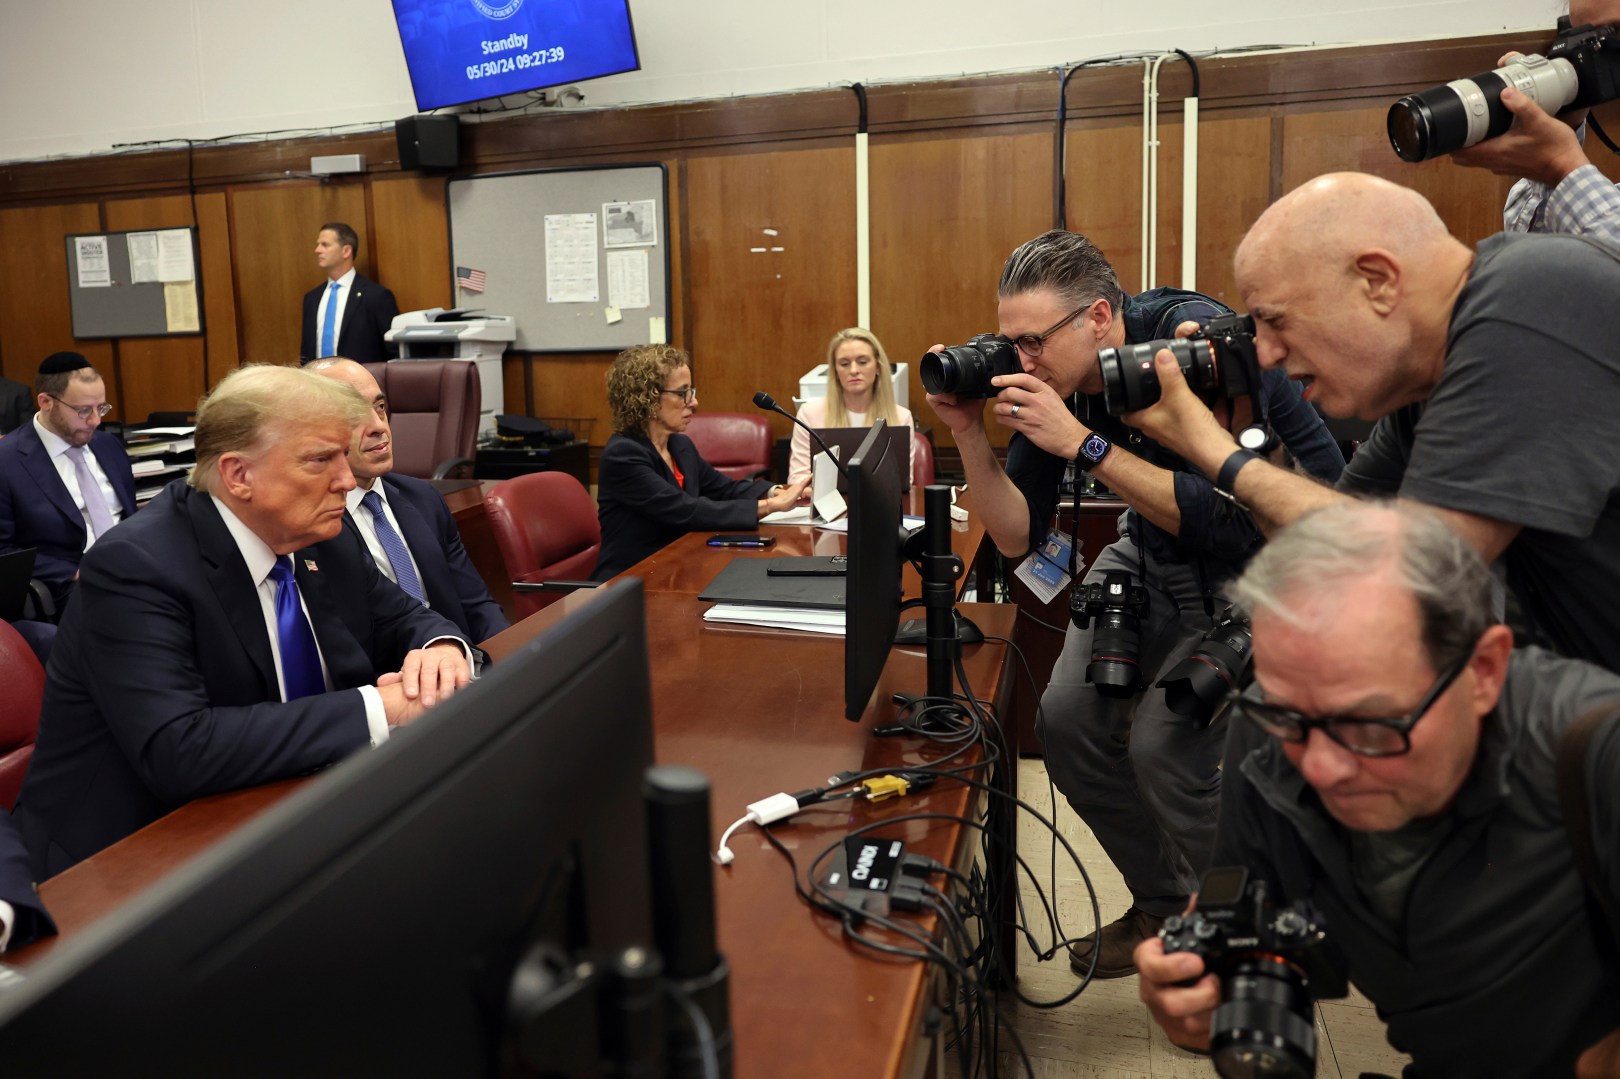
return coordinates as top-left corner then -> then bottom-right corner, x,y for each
603,200 -> 657,249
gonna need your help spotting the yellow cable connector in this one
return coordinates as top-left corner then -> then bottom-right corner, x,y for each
860,775 -> 911,802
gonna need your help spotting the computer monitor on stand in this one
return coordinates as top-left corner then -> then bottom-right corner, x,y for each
0,580 -> 729,1076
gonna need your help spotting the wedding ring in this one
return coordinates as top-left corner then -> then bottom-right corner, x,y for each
1011,403 -> 1021,418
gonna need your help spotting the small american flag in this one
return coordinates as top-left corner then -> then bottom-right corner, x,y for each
455,265 -> 486,293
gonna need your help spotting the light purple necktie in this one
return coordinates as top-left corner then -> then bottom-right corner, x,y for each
66,444 -> 117,543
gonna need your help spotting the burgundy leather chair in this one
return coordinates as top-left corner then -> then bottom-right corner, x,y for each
362,361 -> 480,479
683,412 -> 772,481
483,472 -> 602,620
0,620 -> 46,811
912,430 -> 936,488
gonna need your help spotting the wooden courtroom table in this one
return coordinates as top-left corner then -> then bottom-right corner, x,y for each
15,489 -> 1015,1079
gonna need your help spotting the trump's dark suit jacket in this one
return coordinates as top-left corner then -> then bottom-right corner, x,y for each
347,473 -> 508,644
0,421 -> 138,605
299,272 -> 400,364
0,810 -> 53,951
14,480 -> 463,878
593,432 -> 771,581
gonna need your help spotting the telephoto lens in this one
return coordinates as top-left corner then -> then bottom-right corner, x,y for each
919,334 -> 1022,399
1097,337 -> 1218,414
1387,53 -> 1579,162
1157,608 -> 1254,727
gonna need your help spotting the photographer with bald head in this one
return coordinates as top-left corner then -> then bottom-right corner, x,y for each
1128,171 -> 1620,675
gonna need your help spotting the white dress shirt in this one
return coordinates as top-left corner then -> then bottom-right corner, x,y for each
34,414 -> 124,549
345,481 -> 426,595
316,268 -> 356,357
0,898 -> 14,952
209,494 -> 391,745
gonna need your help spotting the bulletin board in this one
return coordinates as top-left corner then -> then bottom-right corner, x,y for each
446,164 -> 669,352
64,228 -> 204,339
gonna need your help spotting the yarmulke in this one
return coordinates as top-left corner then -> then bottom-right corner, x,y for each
39,351 -> 91,376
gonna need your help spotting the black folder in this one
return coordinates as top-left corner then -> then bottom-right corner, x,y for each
698,555 -> 846,610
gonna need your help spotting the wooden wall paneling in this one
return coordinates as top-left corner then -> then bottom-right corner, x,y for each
871,131 -> 1053,451
526,350 -> 616,445
1065,123 -> 1149,294
0,202 -> 115,398
1278,106 -> 1513,247
228,181 -> 367,366
371,176 -> 451,315
101,195 -> 208,420
684,144 -> 858,443
193,191 -> 240,389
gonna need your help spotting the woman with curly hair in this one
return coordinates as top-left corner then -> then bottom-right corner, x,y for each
788,327 -> 915,485
593,345 -> 808,580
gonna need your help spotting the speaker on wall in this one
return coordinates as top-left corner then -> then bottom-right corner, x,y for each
396,115 -> 460,171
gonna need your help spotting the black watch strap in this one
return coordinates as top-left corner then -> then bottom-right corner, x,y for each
1216,448 -> 1261,495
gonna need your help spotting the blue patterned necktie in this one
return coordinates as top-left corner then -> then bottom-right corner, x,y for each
268,557 -> 325,700
319,280 -> 341,357
361,489 -> 426,604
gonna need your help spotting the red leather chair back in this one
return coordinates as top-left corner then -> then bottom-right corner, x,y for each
912,431 -> 935,488
683,413 -> 771,481
0,620 -> 45,811
484,472 -> 601,619
362,361 -> 480,479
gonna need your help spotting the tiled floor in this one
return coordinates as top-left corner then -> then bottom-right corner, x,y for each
978,758 -> 1412,1079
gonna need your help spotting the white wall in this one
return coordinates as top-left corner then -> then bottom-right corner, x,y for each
0,0 -> 1559,164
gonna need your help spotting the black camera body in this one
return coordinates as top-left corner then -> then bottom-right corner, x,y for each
1096,313 -> 1262,416
1388,19 -> 1620,162
1070,570 -> 1149,698
919,334 -> 1022,399
1157,607 -> 1254,728
1161,866 -> 1347,1079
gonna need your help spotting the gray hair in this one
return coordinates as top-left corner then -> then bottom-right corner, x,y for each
998,229 -> 1126,312
1228,500 -> 1494,671
190,364 -> 370,492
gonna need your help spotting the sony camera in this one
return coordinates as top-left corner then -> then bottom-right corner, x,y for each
1157,607 -> 1254,728
1388,18 -> 1620,162
919,334 -> 1022,399
1160,866 -> 1348,1079
1096,313 -> 1263,416
1069,570 -> 1149,698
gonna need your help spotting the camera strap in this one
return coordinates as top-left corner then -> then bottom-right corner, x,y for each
1555,706 -> 1620,972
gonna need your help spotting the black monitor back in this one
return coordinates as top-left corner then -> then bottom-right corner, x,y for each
0,579 -> 656,1077
844,421 -> 904,722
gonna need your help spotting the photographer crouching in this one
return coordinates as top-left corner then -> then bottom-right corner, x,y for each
1137,501 -> 1620,1078
925,230 -> 1343,976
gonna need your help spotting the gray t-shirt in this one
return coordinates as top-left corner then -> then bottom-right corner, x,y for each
1341,231 -> 1620,673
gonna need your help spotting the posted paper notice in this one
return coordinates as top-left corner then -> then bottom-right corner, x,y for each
606,249 -> 650,309
544,213 -> 599,303
156,229 -> 195,282
164,282 -> 200,332
127,232 -> 160,284
76,236 -> 111,287
603,199 -> 657,248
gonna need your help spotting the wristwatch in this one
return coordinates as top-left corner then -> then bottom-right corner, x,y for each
1076,432 -> 1111,471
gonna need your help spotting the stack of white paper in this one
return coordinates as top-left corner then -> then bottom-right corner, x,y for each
702,604 -> 845,636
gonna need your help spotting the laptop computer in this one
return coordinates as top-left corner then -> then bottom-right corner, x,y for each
812,425 -> 911,493
0,548 -> 39,622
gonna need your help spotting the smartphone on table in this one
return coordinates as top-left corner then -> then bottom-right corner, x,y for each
707,534 -> 775,548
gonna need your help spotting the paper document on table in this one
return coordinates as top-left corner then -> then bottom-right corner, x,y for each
703,604 -> 845,636
761,506 -> 814,524
816,515 -> 924,534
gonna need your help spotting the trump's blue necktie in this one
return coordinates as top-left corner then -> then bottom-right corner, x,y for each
361,490 -> 426,604
319,280 -> 341,358
268,557 -> 324,700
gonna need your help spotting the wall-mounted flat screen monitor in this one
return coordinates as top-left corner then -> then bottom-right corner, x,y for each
390,0 -> 640,111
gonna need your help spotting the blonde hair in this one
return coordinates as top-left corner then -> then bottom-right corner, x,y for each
190,364 -> 370,492
607,344 -> 689,435
823,328 -> 899,429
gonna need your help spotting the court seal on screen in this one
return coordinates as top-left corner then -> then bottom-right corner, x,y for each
472,0 -> 522,20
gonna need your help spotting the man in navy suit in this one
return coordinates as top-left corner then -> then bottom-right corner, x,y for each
309,358 -> 509,645
0,811 -> 53,953
0,352 -> 138,609
298,222 -> 400,364
13,365 -> 473,878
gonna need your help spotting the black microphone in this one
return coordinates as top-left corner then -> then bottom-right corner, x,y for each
752,391 -> 851,480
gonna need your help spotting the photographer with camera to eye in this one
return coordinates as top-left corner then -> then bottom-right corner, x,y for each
1137,501 -> 1620,1079
924,230 -> 1344,977
1441,0 -> 1620,241
1128,170 -> 1620,678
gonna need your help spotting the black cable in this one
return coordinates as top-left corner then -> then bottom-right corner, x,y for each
660,980 -> 720,1079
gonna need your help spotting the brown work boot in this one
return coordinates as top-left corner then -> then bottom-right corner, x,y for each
1068,905 -> 1168,978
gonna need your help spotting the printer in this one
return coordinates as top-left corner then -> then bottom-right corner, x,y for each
385,309 -> 516,435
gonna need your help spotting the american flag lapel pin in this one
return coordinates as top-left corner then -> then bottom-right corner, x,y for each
304,559 -> 319,572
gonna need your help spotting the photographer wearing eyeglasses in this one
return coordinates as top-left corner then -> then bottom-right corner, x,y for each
0,351 -> 137,610
925,230 -> 1344,977
1137,501 -> 1620,1078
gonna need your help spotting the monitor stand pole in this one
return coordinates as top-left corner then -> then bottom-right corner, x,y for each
896,484 -> 983,703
